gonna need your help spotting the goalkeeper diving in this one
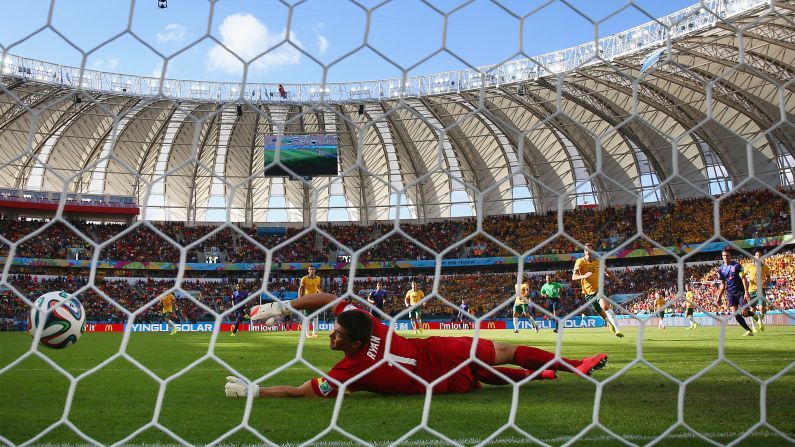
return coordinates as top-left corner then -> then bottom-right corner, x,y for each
224,293 -> 609,398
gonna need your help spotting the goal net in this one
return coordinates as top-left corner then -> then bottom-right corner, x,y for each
0,0 -> 793,446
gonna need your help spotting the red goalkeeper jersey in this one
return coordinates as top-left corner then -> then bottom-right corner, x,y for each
310,301 -> 495,398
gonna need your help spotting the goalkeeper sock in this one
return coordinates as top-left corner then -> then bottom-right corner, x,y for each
474,366 -> 556,385
512,345 -> 581,371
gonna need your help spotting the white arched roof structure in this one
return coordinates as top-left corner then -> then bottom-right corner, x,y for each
0,0 -> 792,225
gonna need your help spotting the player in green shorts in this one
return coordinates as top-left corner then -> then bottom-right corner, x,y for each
160,293 -> 178,336
684,284 -> 699,329
512,277 -> 539,334
540,275 -> 563,333
299,266 -> 322,337
654,291 -> 666,330
404,281 -> 426,334
572,244 -> 623,338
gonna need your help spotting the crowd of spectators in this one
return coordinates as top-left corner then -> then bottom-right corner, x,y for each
1,186 -> 793,329
1,187 -> 790,264
460,188 -> 792,257
3,248 -> 793,329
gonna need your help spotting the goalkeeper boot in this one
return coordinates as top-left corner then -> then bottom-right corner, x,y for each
742,330 -> 754,337
230,332 -> 236,337
169,328 -> 177,336
577,353 -> 608,376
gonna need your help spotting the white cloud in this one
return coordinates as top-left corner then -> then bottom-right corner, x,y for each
317,35 -> 329,55
90,58 -> 120,71
315,22 -> 328,55
206,13 -> 302,75
157,24 -> 187,43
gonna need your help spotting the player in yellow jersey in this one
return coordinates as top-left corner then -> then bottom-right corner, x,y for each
684,283 -> 699,330
512,276 -> 539,334
654,291 -> 666,330
160,292 -> 178,335
299,266 -> 322,338
404,281 -> 426,334
572,243 -> 623,338
745,250 -> 771,332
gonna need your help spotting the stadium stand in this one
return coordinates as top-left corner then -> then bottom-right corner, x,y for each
1,187 -> 791,262
2,250 -> 793,329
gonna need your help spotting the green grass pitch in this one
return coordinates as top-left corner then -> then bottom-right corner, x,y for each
1,326 -> 793,446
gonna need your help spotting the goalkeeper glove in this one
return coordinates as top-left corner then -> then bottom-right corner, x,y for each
249,301 -> 290,323
225,376 -> 259,398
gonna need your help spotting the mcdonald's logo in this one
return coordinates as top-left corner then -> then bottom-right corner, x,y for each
422,323 -> 430,331
487,321 -> 496,329
105,324 -> 113,332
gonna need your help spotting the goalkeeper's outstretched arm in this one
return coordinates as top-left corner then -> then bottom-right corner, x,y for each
250,293 -> 340,323
225,376 -> 316,398
258,382 -> 316,398
291,292 -> 339,311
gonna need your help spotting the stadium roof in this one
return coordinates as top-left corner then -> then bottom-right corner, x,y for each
0,0 -> 792,225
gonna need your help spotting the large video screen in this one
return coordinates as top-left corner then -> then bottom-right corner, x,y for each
263,133 -> 338,177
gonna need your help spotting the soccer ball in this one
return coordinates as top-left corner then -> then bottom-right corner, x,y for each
28,291 -> 86,349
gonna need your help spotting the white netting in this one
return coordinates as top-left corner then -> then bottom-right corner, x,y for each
1,0 -> 794,445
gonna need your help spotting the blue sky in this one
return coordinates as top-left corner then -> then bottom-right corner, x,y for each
1,0 -> 698,84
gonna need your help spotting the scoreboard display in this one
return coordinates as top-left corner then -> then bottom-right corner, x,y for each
264,133 -> 338,177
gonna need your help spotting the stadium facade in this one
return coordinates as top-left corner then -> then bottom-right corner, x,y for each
0,0 -> 792,225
